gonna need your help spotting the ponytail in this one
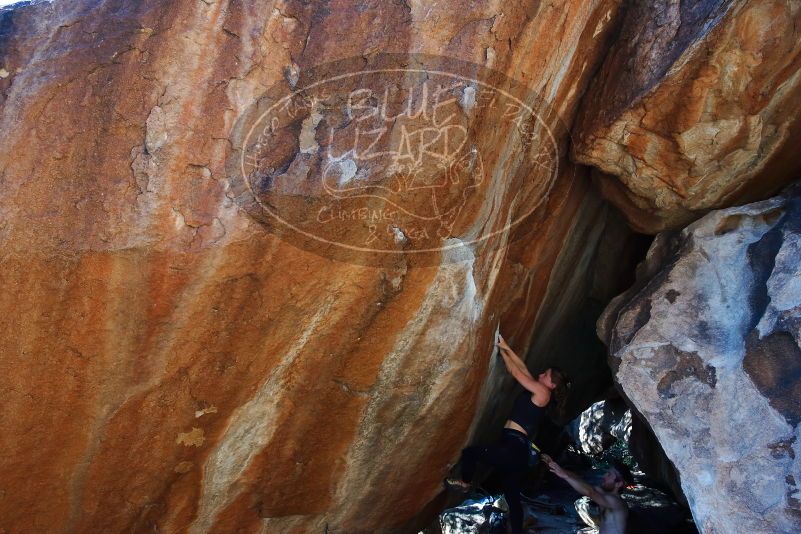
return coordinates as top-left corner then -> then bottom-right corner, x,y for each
547,366 -> 571,422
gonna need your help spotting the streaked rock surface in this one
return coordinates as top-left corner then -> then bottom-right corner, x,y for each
573,0 -> 801,233
599,184 -> 801,532
0,0 -> 628,532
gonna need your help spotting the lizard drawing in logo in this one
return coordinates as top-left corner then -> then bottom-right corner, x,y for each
320,121 -> 484,240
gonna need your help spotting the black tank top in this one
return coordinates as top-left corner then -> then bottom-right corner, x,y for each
509,389 -> 549,437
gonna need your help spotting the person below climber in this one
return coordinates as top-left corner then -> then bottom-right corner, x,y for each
444,332 -> 570,534
542,455 -> 633,534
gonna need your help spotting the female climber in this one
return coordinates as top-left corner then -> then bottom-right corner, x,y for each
444,332 -> 570,534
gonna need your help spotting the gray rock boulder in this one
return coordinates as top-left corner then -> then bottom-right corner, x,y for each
568,399 -> 632,457
599,184 -> 801,533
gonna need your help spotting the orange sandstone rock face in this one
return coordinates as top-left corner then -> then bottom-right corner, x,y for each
0,0 -> 625,533
572,0 -> 801,233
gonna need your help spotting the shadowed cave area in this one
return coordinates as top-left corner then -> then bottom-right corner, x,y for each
422,219 -> 700,533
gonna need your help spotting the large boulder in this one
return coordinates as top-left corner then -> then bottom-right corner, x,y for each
599,184 -> 801,532
0,1 -> 633,532
573,0 -> 801,233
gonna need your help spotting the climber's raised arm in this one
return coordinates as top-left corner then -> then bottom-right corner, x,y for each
497,335 -> 534,379
543,455 -> 628,512
495,331 -> 552,400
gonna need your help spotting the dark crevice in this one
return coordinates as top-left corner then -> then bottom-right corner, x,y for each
745,217 -> 786,333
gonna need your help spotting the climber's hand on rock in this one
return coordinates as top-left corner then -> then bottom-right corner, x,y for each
496,333 -> 512,352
